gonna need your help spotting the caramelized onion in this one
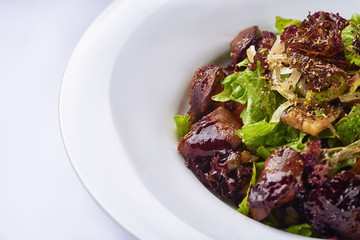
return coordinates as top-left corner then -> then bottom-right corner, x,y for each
246,45 -> 256,62
339,92 -> 360,102
271,69 -> 302,100
270,100 -> 295,123
296,79 -> 308,97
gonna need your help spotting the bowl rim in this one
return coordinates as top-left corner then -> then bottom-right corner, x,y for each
59,0 -> 212,239
58,0 -> 344,239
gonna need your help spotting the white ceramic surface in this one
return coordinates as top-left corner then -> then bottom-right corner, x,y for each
0,1 -> 137,239
60,0 -> 357,239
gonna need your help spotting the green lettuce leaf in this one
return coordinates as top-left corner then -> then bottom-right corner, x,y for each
237,194 -> 250,216
284,223 -> 316,237
236,58 -> 249,68
212,62 -> 284,126
173,114 -> 191,139
237,161 -> 264,216
237,121 -> 308,159
275,16 -> 301,33
332,158 -> 357,175
305,80 -> 348,104
324,139 -> 360,168
341,23 -> 360,66
349,72 -> 360,93
335,103 -> 360,145
263,208 -> 316,237
350,13 -> 360,25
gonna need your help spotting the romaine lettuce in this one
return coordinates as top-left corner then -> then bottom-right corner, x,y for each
332,158 -> 357,175
275,16 -> 301,33
237,161 -> 264,216
341,23 -> 360,66
350,13 -> 360,25
212,62 -> 284,126
237,121 -> 308,159
305,80 -> 348,104
173,114 -> 191,139
284,223 -> 316,237
336,103 -> 360,145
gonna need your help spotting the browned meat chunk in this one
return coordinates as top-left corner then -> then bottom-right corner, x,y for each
256,31 -> 276,50
280,103 -> 342,136
188,63 -> 224,123
351,158 -> 360,174
178,107 -> 251,204
248,147 -> 305,221
230,26 -> 261,64
304,171 -> 360,239
179,106 -> 242,158
222,101 -> 246,125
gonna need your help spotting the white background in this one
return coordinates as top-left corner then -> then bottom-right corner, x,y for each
0,0 -> 135,239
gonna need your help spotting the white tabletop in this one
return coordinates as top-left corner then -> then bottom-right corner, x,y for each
0,1 -> 135,239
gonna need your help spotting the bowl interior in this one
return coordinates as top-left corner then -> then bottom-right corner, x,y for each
108,1 -> 355,239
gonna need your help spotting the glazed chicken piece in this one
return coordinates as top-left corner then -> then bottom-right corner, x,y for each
178,106 -> 253,204
280,103 -> 342,136
188,63 -> 224,123
222,101 -> 246,125
248,147 -> 305,221
230,26 -> 276,64
230,26 -> 261,64
256,31 -> 276,50
179,106 -> 242,158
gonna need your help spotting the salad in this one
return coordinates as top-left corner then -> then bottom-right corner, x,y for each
174,11 -> 360,239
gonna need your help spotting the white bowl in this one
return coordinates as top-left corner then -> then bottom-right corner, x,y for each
59,0 -> 356,239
